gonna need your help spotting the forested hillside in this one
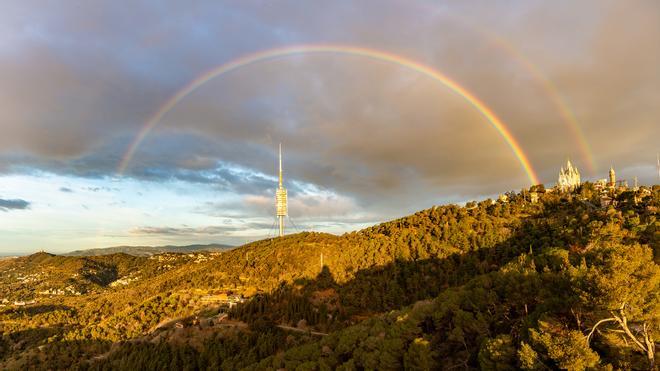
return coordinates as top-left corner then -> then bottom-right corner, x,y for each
0,184 -> 658,370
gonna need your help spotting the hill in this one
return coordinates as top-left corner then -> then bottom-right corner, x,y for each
0,184 -> 658,370
64,243 -> 234,257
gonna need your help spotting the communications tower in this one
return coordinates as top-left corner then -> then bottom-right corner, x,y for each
276,143 -> 288,237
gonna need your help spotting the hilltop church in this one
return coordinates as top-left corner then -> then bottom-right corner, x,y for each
557,160 -> 581,192
556,159 -> 624,193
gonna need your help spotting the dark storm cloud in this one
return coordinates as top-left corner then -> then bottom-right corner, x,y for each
106,133 -> 305,195
0,1 -> 289,158
0,133 -> 298,196
0,198 -> 30,211
0,0 -> 658,216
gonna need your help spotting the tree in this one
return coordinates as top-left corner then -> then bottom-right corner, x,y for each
576,243 -> 660,369
528,320 -> 600,370
478,335 -> 517,370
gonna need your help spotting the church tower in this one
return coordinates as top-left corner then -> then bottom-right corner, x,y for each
275,143 -> 288,237
609,166 -> 616,187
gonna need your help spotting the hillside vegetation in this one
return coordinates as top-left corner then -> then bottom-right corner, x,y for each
0,184 -> 658,370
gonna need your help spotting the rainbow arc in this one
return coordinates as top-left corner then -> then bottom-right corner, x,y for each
118,44 -> 540,185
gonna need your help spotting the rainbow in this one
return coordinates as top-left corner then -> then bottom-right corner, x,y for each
413,5 -> 595,174
471,28 -> 596,174
118,44 -> 540,185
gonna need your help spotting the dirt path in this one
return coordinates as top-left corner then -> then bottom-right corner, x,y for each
276,324 -> 328,336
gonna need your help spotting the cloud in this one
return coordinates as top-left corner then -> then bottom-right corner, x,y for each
59,187 -> 73,193
0,198 -> 30,211
238,191 -> 363,219
0,0 -> 658,219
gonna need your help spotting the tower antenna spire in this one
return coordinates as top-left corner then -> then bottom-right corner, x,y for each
276,143 -> 288,237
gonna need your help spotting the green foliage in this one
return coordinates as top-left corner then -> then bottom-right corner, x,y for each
404,337 -> 435,370
478,335 -> 517,370
529,321 -> 600,370
518,342 -> 543,370
0,185 -> 658,369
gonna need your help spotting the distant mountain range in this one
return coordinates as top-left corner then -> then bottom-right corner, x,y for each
64,243 -> 235,256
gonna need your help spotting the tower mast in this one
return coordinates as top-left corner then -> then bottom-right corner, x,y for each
276,143 -> 288,237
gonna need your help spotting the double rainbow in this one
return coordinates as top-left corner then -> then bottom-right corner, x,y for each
118,44 -> 540,185
471,28 -> 595,174
408,3 -> 595,174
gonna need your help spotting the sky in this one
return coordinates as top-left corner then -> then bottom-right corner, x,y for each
0,0 -> 658,254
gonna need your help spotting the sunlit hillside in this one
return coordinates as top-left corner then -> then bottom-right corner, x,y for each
1,184 -> 657,369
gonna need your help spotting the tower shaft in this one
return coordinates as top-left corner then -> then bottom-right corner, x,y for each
279,216 -> 284,237
275,143 -> 287,237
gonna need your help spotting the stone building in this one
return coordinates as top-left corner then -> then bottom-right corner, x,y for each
557,159 -> 581,192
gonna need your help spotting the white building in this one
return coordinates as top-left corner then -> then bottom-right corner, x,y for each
557,159 -> 581,192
